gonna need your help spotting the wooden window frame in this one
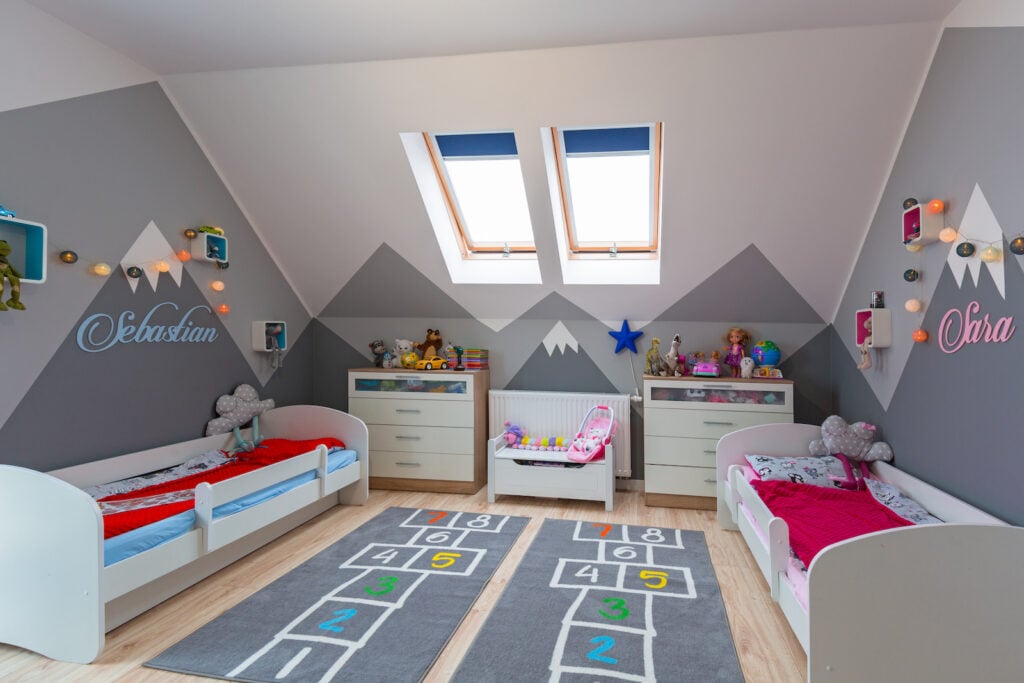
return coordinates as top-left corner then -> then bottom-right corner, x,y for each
550,123 -> 662,255
423,132 -> 536,257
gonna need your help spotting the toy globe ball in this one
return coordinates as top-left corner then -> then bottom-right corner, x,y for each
1011,236 -> 1024,256
400,351 -> 419,368
912,328 -> 929,343
750,340 -> 782,367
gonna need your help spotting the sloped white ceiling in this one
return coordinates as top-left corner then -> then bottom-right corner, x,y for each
27,0 -> 959,74
0,0 -> 154,112
162,22 -> 942,321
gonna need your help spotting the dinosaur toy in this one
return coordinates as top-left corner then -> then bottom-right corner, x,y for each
0,240 -> 26,311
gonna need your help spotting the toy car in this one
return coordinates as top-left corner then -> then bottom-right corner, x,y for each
415,355 -> 449,370
691,361 -> 720,377
0,205 -> 15,218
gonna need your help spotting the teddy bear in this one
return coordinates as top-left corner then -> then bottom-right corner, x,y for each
205,384 -> 275,437
415,329 -> 443,359
393,338 -> 417,367
809,415 -> 893,489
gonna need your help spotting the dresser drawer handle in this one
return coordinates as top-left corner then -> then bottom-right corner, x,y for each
395,408 -> 421,414
703,478 -> 717,484
704,384 -> 735,390
395,435 -> 422,440
702,420 -> 734,426
395,461 -> 421,467
703,449 -> 717,454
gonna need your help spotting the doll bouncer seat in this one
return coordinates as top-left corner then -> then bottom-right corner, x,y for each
566,405 -> 617,463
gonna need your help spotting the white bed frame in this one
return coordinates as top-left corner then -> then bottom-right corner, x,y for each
717,423 -> 1024,682
0,405 -> 369,664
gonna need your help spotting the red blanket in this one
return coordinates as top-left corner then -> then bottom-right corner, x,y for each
99,437 -> 344,539
750,479 -> 913,566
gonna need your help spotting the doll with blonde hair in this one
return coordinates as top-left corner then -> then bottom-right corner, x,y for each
722,327 -> 750,378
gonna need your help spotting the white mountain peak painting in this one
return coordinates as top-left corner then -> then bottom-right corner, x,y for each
119,221 -> 182,293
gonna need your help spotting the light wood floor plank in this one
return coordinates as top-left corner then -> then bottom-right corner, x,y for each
0,489 -> 806,682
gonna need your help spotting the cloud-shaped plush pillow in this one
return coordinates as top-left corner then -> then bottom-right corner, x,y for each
205,384 -> 275,436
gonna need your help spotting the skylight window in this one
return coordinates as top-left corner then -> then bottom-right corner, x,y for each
427,132 -> 535,255
551,124 -> 662,254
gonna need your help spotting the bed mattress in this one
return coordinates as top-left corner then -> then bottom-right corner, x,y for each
102,447 -> 357,566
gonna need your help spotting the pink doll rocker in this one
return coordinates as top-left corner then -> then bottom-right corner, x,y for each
566,405 -> 616,463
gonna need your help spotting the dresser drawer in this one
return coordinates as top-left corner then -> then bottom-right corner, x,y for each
368,425 -> 473,455
644,464 -> 717,497
644,436 -> 718,468
349,371 -> 474,401
370,450 -> 474,481
644,408 -> 790,439
350,397 -> 473,428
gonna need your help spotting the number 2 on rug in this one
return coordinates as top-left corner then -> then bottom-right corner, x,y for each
587,635 -> 618,664
318,608 -> 357,633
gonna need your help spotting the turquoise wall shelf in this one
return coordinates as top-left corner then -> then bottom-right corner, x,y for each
0,216 -> 47,283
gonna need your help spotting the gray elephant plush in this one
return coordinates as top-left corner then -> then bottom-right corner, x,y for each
809,415 -> 893,489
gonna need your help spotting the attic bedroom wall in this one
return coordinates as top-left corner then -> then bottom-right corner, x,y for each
163,21 -> 941,452
0,4 -> 315,472
833,24 -> 1024,525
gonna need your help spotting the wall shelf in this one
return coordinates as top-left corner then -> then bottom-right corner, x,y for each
856,308 -> 892,349
252,321 -> 287,352
902,203 -> 942,246
191,232 -> 228,264
0,216 -> 47,283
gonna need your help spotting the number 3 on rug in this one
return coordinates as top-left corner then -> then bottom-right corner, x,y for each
587,635 -> 618,665
598,597 -> 629,620
365,575 -> 398,595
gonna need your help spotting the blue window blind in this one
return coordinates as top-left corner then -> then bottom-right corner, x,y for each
563,127 -> 650,154
435,132 -> 518,158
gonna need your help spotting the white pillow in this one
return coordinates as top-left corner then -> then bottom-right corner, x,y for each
745,454 -> 849,488
865,479 -> 943,524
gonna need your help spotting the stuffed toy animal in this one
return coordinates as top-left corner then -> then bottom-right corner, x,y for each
369,338 -> 388,367
644,337 -> 664,376
415,329 -> 443,359
663,334 -> 683,376
205,384 -> 275,436
809,415 -> 894,489
503,420 -> 525,447
0,239 -> 26,311
393,338 -> 417,367
380,350 -> 396,369
740,356 -> 755,379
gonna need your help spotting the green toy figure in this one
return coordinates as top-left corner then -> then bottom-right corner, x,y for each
0,239 -> 26,311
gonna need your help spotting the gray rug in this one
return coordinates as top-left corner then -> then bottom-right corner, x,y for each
452,519 -> 744,682
146,507 -> 528,682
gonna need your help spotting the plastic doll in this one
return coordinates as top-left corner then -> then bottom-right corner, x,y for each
858,318 -> 873,370
722,327 -> 750,378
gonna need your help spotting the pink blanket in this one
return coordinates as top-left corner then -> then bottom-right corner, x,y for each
750,479 -> 914,566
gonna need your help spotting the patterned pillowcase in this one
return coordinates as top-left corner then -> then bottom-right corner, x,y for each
865,479 -> 943,525
744,454 -> 849,487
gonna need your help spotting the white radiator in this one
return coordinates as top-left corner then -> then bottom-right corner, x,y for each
488,390 -> 631,478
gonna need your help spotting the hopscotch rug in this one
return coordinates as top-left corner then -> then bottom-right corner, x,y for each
452,518 -> 744,682
146,507 -> 528,682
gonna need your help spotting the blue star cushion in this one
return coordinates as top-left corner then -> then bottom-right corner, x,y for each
609,320 -> 643,354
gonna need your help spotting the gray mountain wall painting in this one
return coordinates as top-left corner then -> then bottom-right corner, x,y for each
0,269 -> 309,472
834,27 -> 1024,525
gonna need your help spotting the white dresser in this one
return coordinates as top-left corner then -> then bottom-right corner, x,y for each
347,368 -> 488,494
643,376 -> 794,509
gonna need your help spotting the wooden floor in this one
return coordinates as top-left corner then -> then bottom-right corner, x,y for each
0,488 -> 807,682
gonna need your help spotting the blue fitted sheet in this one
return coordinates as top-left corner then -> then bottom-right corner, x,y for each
103,448 -> 357,566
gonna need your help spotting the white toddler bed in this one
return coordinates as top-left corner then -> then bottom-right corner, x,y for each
0,404 -> 368,664
716,423 -> 1024,682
